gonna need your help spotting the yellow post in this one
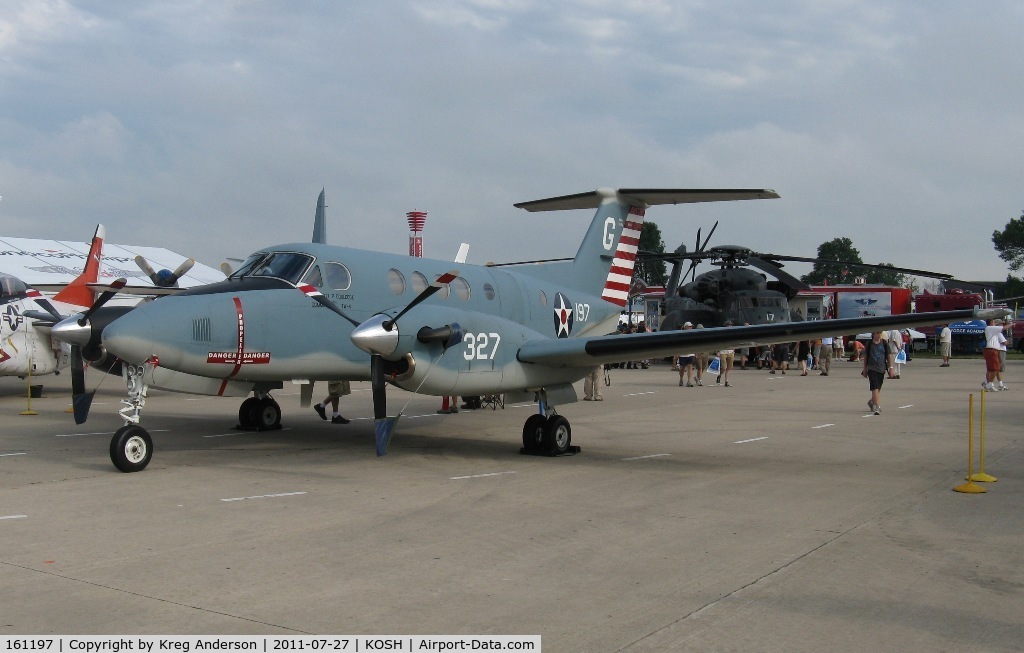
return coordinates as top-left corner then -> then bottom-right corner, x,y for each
969,385 -> 997,483
954,394 -> 986,493
20,358 -> 38,416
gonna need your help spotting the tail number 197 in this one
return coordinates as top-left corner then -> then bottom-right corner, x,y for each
463,332 -> 501,360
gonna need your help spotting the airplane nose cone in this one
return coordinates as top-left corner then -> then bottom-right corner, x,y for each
102,308 -> 158,364
51,314 -> 91,346
351,314 -> 399,358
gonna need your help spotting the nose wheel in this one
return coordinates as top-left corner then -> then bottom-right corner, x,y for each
110,425 -> 153,473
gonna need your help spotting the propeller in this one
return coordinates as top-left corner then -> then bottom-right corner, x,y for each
48,278 -> 128,424
305,271 -> 461,454
136,255 -> 194,288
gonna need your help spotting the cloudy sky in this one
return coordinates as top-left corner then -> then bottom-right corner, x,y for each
2,1 -> 1023,284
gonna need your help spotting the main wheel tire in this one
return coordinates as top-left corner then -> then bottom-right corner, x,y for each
110,425 -> 153,473
542,415 -> 571,454
522,414 -> 548,452
254,396 -> 282,429
238,397 -> 260,429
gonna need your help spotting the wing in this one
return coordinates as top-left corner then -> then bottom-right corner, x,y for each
517,308 -> 1006,368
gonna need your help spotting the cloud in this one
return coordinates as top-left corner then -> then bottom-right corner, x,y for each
0,1 -> 1022,283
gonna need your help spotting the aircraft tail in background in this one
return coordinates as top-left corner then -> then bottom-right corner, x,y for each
312,189 -> 327,244
514,188 -> 780,305
53,224 -> 105,308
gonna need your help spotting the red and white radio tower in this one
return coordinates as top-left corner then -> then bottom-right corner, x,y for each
407,210 -> 427,257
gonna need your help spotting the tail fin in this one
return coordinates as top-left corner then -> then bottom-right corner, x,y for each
54,224 -> 104,308
514,188 -> 779,304
312,188 -> 327,244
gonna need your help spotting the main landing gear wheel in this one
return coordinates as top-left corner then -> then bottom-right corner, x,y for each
238,396 -> 282,430
110,425 -> 153,473
521,414 -> 579,456
522,414 -> 548,452
542,415 -> 572,454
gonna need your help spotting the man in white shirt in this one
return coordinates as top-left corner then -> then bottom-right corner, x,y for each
939,324 -> 952,367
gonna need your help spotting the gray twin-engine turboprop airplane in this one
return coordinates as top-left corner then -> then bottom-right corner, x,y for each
75,187 -> 1001,473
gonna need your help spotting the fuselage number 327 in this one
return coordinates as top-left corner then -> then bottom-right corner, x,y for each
464,332 -> 501,360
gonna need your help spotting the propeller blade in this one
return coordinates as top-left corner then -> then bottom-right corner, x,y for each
369,354 -> 402,456
31,295 -> 64,321
297,284 -> 360,327
385,270 -> 458,329
167,258 -> 195,284
135,256 -> 160,284
370,355 -> 388,421
77,278 -> 127,326
70,346 -> 94,424
698,221 -> 719,252
747,256 -> 812,293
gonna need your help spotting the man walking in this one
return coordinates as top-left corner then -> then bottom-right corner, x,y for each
862,331 -> 892,415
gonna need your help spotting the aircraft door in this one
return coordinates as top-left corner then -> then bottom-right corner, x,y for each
489,271 -> 528,325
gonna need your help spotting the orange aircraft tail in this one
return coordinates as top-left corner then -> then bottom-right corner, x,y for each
53,224 -> 105,308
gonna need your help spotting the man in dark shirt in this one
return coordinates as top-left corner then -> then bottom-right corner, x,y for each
862,331 -> 892,415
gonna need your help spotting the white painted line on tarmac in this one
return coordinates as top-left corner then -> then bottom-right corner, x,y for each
812,424 -> 835,429
899,404 -> 913,409
622,453 -> 671,461
56,429 -> 170,437
450,471 -> 516,480
624,391 -> 658,397
1,515 -> 28,520
221,491 -> 307,502
734,437 -> 768,444
203,428 -> 293,438
1,452 -> 27,457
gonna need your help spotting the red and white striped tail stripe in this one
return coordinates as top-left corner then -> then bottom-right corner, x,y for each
601,207 -> 645,306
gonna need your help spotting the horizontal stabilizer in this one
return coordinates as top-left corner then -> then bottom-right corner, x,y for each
514,188 -> 779,212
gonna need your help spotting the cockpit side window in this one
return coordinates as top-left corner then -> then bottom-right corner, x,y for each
248,253 -> 315,284
301,265 -> 324,288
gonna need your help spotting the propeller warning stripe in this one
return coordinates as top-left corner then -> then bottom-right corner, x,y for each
431,271 -> 458,287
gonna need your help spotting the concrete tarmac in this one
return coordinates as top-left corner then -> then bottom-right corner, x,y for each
1,357 -> 1021,652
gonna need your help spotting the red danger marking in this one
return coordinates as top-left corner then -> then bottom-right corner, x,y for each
207,352 -> 271,364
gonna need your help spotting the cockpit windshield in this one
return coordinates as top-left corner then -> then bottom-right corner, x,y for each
0,273 -> 29,301
230,253 -> 269,279
231,252 -> 314,284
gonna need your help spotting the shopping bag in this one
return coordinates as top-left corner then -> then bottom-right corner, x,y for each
707,356 -> 720,374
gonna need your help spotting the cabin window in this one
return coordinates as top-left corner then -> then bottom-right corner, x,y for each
323,262 -> 352,290
483,283 -> 495,300
452,277 -> 470,301
411,271 -> 428,294
388,269 -> 406,295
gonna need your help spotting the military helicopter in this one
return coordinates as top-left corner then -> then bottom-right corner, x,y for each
645,241 -> 954,331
